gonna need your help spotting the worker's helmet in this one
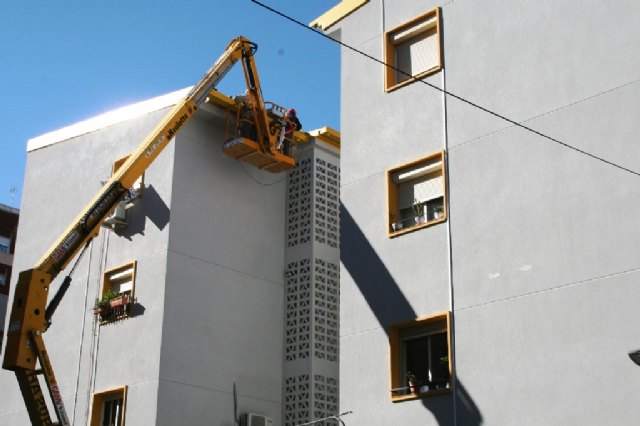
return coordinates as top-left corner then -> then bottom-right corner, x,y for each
289,108 -> 297,115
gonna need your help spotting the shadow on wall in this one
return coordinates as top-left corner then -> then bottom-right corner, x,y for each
115,184 -> 170,239
340,204 -> 482,425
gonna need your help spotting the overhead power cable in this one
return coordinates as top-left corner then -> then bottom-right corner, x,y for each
250,0 -> 640,178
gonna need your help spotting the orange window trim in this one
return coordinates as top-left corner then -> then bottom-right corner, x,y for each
90,385 -> 127,426
386,150 -> 447,238
389,311 -> 452,402
384,7 -> 442,92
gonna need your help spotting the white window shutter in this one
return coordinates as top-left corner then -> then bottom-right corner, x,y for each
395,26 -> 438,83
116,279 -> 133,293
414,173 -> 443,203
398,172 -> 443,209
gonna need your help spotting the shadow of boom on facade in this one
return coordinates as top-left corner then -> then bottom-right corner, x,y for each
340,204 -> 482,425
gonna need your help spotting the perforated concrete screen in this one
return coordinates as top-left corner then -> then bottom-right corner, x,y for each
314,158 -> 340,249
287,158 -> 313,247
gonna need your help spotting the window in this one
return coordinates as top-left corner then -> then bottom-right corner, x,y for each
384,7 -> 442,91
387,151 -> 446,236
0,235 -> 10,254
389,312 -> 451,401
90,386 -> 127,426
103,262 -> 136,298
0,265 -> 8,295
95,261 -> 136,322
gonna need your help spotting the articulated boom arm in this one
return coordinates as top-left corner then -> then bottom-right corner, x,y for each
2,36 -> 285,426
239,41 -> 276,154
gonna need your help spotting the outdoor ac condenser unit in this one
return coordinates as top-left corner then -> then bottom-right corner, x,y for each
102,201 -> 128,230
239,413 -> 274,426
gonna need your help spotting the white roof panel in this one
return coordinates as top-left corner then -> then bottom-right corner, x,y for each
27,87 -> 191,152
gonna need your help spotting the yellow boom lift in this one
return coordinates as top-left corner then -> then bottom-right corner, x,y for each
2,36 -> 299,426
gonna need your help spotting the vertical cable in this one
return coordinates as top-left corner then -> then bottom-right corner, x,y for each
442,57 -> 458,425
83,230 -> 109,423
71,239 -> 94,425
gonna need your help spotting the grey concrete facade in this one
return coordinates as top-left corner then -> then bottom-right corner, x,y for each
0,91 -> 339,425
0,106 -> 173,425
331,0 -> 640,425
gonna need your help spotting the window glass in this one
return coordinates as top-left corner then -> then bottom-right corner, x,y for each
101,396 -> 124,426
390,312 -> 451,399
402,332 -> 448,387
0,236 -> 10,253
91,386 -> 126,426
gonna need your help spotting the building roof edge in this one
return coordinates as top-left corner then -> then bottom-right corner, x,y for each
310,0 -> 369,30
27,87 -> 192,152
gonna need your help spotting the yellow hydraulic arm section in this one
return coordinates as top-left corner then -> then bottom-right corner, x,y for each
2,36 -> 288,426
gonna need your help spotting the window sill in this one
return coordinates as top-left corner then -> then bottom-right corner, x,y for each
385,66 -> 442,93
391,387 -> 452,402
388,216 -> 446,238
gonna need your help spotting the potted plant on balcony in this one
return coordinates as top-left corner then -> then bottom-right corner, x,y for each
440,355 -> 450,388
407,371 -> 420,395
93,289 -> 119,316
433,205 -> 445,220
412,200 -> 425,225
391,213 -> 404,232
391,220 -> 404,232
92,297 -> 110,315
108,291 -> 130,308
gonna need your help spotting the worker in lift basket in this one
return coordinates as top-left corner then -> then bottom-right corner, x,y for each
283,108 -> 302,156
234,90 -> 257,142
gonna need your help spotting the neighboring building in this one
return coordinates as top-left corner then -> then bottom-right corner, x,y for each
314,0 -> 640,425
0,86 -> 339,425
0,203 -> 19,352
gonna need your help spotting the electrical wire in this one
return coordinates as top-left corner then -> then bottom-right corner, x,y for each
71,239 -> 94,425
249,0 -> 640,178
240,161 -> 287,186
297,410 -> 353,426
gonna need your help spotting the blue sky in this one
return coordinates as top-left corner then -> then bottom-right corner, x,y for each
0,0 -> 340,208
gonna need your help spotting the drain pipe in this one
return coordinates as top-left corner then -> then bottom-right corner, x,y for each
442,61 -> 458,426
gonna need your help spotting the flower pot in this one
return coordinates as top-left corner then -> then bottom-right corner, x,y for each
409,380 -> 420,395
109,294 -> 129,308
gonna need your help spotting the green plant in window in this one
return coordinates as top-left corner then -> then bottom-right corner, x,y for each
407,371 -> 420,394
95,289 -> 120,308
432,203 -> 445,220
411,199 -> 422,217
94,298 -> 108,310
412,199 -> 427,225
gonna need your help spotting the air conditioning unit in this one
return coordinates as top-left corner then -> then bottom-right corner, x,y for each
102,201 -> 128,230
239,413 -> 273,426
